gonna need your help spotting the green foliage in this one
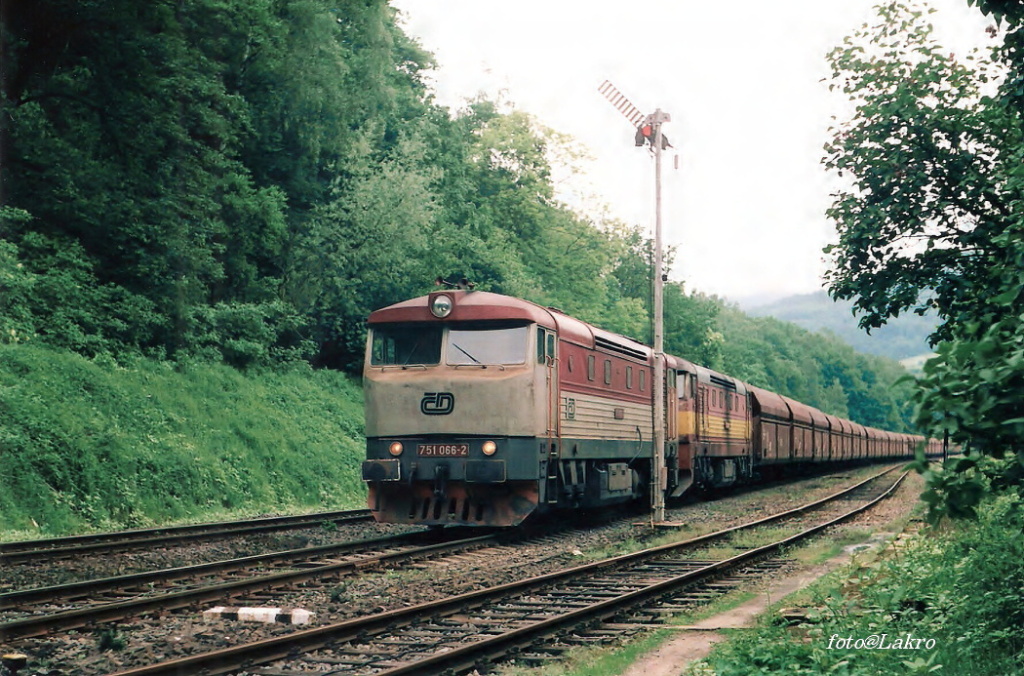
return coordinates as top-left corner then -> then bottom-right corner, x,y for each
665,286 -> 724,369
0,236 -> 35,346
824,1 -> 1011,339
692,495 -> 1024,675
184,301 -> 315,368
0,344 -> 366,534
824,1 -> 1024,515
0,0 -> 688,371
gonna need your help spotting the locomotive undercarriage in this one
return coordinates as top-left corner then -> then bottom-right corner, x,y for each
546,457 -> 646,509
367,480 -> 540,527
691,453 -> 754,489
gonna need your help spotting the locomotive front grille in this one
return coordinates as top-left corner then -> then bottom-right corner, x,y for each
368,480 -> 541,527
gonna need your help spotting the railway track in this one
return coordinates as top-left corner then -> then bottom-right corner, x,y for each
102,466 -> 905,676
0,509 -> 373,564
0,528 -> 499,641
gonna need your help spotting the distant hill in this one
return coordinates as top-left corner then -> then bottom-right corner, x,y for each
746,291 -> 938,362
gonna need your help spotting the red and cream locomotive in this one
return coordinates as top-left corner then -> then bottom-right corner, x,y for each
361,288 -> 940,527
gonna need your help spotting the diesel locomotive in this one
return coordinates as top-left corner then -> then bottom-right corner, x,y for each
361,289 -> 940,527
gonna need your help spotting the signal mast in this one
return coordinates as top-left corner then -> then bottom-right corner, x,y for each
598,80 -> 672,525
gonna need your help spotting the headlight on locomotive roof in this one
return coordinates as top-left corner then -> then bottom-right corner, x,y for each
482,440 -> 498,456
388,441 -> 404,457
430,294 -> 453,318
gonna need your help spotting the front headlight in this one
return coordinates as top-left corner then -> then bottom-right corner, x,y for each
430,294 -> 453,318
481,440 -> 497,456
388,441 -> 404,457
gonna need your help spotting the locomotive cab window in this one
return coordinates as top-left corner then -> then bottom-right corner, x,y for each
370,324 -> 442,366
448,323 -> 529,365
536,328 -> 556,364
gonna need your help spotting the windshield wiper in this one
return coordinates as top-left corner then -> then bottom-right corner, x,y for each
452,343 -> 481,364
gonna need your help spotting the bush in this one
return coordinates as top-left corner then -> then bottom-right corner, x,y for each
0,238 -> 36,346
14,232 -> 165,358
184,301 -> 315,369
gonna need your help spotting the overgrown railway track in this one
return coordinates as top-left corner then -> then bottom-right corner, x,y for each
102,466 -> 905,675
0,509 -> 373,564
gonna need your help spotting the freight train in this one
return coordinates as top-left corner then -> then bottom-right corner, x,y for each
361,288 -> 940,527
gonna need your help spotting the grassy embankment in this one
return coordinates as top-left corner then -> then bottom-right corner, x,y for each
0,344 -> 367,539
686,495 -> 1024,676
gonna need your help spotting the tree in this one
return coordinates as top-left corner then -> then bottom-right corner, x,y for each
825,1 -> 1024,518
824,2 -> 1012,339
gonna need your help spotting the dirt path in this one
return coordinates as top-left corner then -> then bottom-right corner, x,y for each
619,548 -> 869,676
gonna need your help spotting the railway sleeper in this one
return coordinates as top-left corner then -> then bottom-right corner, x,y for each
499,600 -> 588,610
301,656 -> 373,666
518,653 -> 565,665
378,638 -> 445,647
562,634 -> 608,644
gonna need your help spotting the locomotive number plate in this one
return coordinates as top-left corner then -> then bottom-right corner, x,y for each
417,443 -> 469,457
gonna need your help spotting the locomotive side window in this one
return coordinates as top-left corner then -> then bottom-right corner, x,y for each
370,325 -> 442,366
604,359 -> 612,385
639,369 -> 646,391
536,329 -> 556,365
448,324 -> 529,365
626,366 -> 633,389
588,355 -> 596,381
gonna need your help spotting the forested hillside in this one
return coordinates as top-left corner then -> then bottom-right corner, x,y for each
1,0 -> 916,534
747,291 -> 937,361
1,0 -> 677,371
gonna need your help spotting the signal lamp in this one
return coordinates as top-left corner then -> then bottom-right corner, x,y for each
388,442 -> 404,457
482,440 -> 498,456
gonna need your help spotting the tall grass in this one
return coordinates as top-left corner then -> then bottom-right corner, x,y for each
0,345 -> 366,536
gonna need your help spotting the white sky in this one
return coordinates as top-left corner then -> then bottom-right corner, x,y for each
391,0 -> 993,304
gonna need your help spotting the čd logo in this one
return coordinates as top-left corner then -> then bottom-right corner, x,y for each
420,392 -> 455,415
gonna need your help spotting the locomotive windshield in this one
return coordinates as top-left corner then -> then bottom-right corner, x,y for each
369,322 -> 530,366
447,324 -> 529,365
370,325 -> 442,365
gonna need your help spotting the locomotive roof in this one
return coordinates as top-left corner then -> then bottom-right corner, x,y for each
693,364 -> 747,395
368,290 -> 558,327
367,290 -> 649,356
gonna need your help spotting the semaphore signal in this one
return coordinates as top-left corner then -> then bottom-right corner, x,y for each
598,80 -> 672,149
598,80 -> 646,128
